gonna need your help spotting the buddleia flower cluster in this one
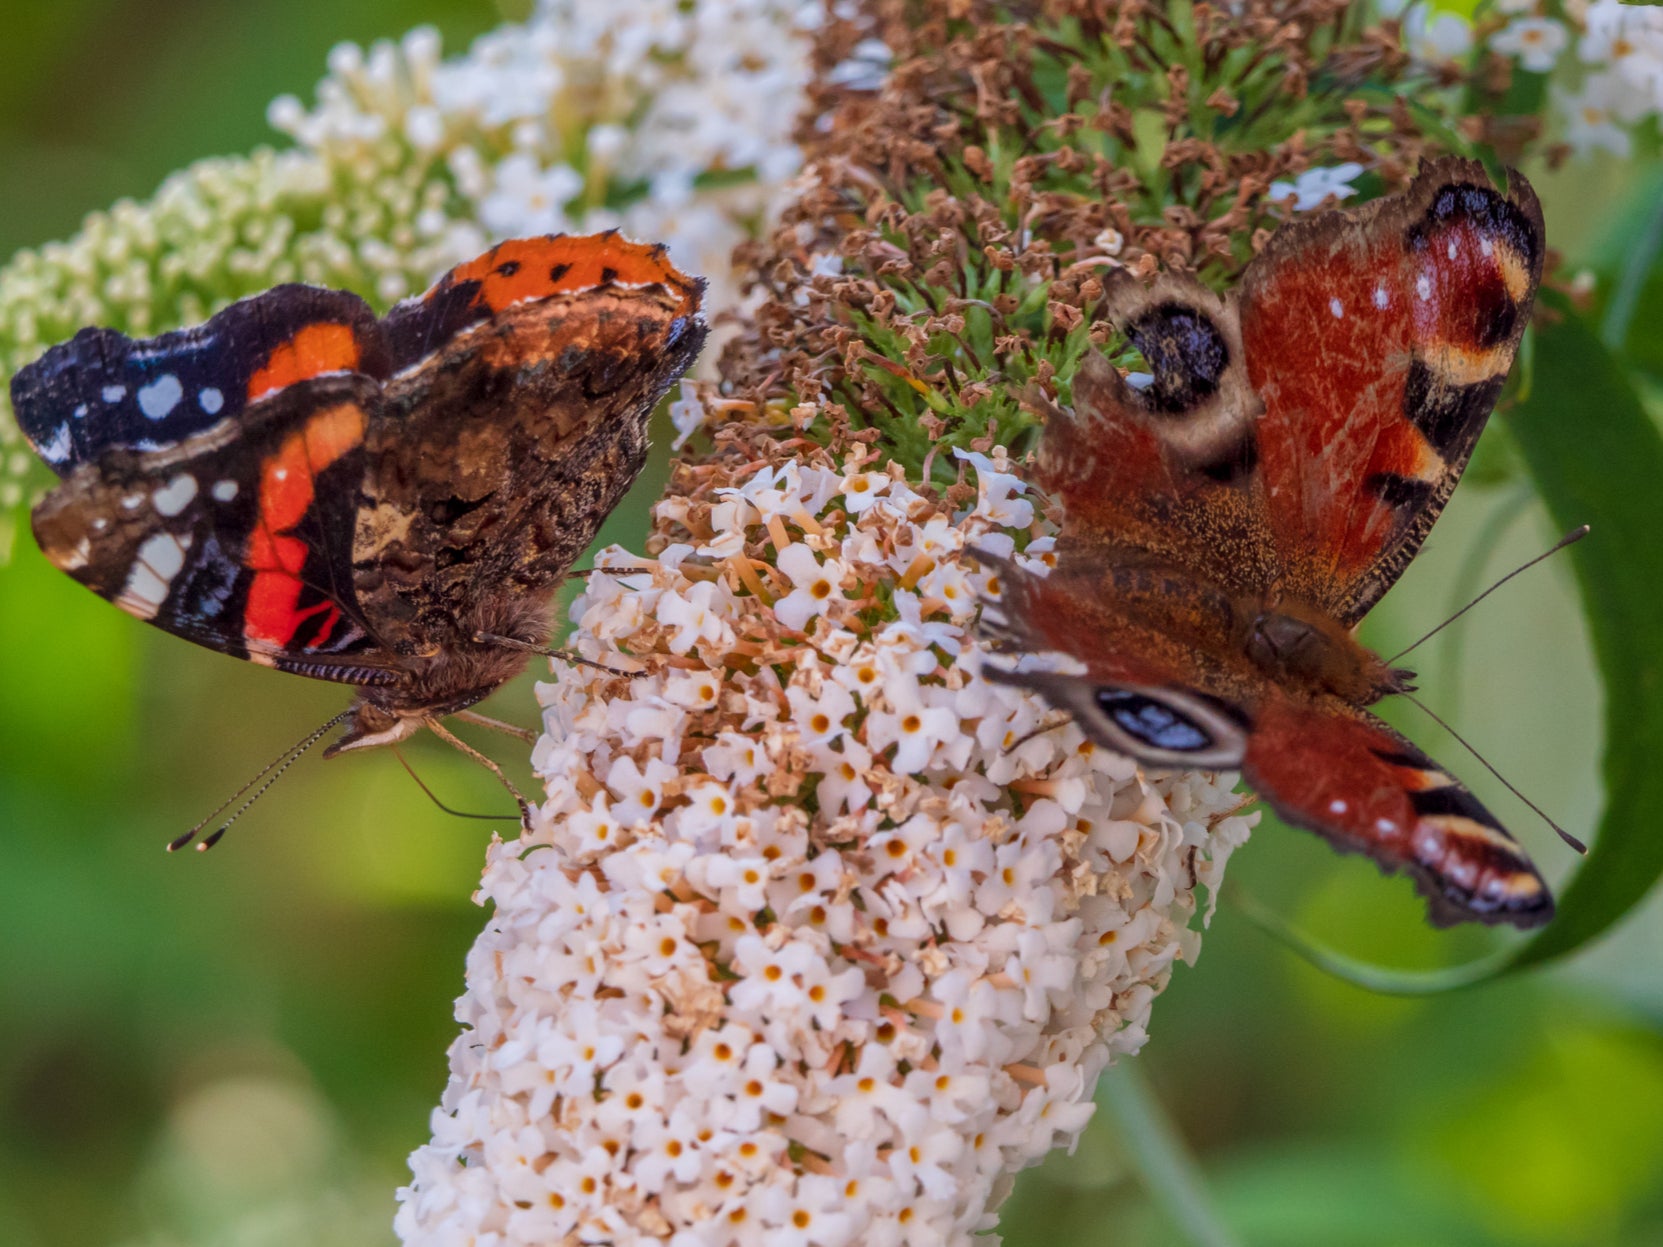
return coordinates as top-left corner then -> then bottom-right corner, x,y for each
394,441 -> 1252,1245
1393,0 -> 1663,159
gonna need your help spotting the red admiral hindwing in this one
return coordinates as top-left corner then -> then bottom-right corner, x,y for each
19,234 -> 705,770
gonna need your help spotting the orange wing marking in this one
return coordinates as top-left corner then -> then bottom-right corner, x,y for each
438,234 -> 701,318
247,323 -> 363,402
243,402 -> 366,651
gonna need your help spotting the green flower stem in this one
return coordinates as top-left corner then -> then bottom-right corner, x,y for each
1100,1059 -> 1244,1247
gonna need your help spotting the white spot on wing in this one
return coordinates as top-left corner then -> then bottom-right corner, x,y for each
102,385 -> 126,403
142,532 -> 189,578
1447,239 -> 1458,259
62,536 -> 91,570
121,492 -> 145,510
1328,798 -> 1349,816
122,532 -> 192,619
273,467 -> 289,482
1328,297 -> 1343,319
151,473 -> 198,517
122,566 -> 167,618
137,374 -> 184,420
1416,273 -> 1432,301
199,387 -> 224,415
212,479 -> 239,502
73,404 -> 88,419
38,423 -> 72,464
1480,238 -> 1493,257
1373,286 -> 1389,309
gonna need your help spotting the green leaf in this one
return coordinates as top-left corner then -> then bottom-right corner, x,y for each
1240,301 -> 1663,992
1504,298 -> 1663,968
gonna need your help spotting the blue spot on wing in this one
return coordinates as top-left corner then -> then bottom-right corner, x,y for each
1097,689 -> 1214,752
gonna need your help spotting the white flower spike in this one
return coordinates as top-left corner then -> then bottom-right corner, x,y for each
395,445 -> 1253,1246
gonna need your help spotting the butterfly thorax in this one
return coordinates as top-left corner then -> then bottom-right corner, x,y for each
325,645 -> 532,754
1078,556 -> 1402,707
1236,597 -> 1403,707
323,593 -> 552,754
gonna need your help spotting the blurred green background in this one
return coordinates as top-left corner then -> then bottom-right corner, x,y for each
0,3 -> 1659,1245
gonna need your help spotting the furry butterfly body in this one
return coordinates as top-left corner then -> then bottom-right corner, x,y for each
982,158 -> 1556,929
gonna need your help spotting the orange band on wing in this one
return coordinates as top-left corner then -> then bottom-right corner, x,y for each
248,323 -> 363,402
439,234 -> 701,317
243,402 -> 366,650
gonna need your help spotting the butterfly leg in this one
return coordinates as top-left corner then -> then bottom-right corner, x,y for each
472,630 -> 644,677
453,708 -> 537,743
1002,712 -> 1074,755
424,717 -> 532,829
563,564 -> 654,581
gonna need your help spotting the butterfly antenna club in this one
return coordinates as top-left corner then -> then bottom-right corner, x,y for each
168,709 -> 353,852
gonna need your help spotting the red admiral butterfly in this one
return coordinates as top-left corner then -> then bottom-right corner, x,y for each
17,234 -> 705,836
980,159 -> 1564,929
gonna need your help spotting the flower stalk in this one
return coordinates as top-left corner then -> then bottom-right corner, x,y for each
394,446 -> 1254,1244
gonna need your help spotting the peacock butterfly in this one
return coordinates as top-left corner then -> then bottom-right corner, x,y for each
978,158 -> 1559,929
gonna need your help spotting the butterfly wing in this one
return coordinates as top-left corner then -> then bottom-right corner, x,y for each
1034,274 -> 1277,598
983,557 -> 1553,929
13,285 -> 389,475
353,235 -> 707,652
985,162 -> 1555,929
31,373 -> 400,685
1238,157 -> 1545,625
978,551 -> 1257,769
380,233 -> 704,371
1243,694 -> 1553,927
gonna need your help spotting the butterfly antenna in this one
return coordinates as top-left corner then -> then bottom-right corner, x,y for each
1401,691 -> 1587,855
1002,713 -> 1073,755
392,745 -> 515,820
167,709 -> 352,853
1388,524 -> 1589,664
472,631 -> 644,677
